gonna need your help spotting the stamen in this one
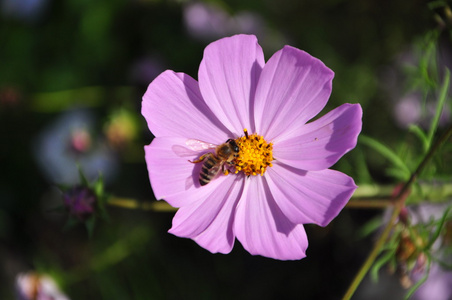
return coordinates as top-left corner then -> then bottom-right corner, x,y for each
234,129 -> 274,176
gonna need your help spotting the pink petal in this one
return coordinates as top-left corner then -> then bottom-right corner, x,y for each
169,175 -> 244,241
198,34 -> 265,134
254,46 -> 334,141
192,188 -> 240,254
234,176 -> 308,260
273,103 -> 362,171
145,136 -> 229,207
266,163 -> 357,226
142,70 -> 229,141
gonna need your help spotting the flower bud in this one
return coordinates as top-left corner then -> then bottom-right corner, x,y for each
103,108 -> 138,150
394,228 -> 428,288
69,128 -> 92,154
63,186 -> 96,220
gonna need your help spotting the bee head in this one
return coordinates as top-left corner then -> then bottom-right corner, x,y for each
226,139 -> 239,153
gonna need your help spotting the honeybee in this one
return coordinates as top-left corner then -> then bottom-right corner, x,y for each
190,139 -> 239,186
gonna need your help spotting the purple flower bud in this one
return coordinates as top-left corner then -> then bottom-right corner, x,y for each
63,186 -> 96,220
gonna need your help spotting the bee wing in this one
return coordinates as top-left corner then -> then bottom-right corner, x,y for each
185,139 -> 217,151
171,139 -> 216,158
172,139 -> 218,190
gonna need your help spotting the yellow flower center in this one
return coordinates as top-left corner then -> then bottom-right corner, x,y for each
234,129 -> 274,176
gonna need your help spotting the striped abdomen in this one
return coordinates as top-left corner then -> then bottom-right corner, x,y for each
199,154 -> 222,186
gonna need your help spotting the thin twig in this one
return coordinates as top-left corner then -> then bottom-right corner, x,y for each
107,197 -> 177,212
346,198 -> 394,209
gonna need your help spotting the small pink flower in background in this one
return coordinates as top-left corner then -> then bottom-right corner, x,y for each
183,2 -> 265,41
183,2 -> 286,53
142,34 -> 362,260
16,272 -> 69,300
34,110 -> 118,185
69,128 -> 92,154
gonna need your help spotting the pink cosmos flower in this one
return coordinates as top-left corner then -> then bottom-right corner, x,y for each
142,34 -> 362,260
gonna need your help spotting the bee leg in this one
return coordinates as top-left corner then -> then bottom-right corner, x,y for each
222,164 -> 229,176
223,161 -> 236,175
189,153 -> 209,164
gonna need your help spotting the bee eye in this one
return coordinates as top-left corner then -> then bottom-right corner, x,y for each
234,146 -> 239,152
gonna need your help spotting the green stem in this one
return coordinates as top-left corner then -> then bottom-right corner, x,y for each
342,196 -> 406,300
342,124 -> 452,300
107,197 -> 177,212
346,198 -> 394,209
109,182 -> 452,212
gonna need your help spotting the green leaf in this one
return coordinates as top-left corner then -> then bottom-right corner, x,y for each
31,86 -> 105,112
425,206 -> 451,250
85,215 -> 96,238
359,135 -> 411,180
97,195 -> 110,222
408,124 -> 429,152
94,173 -> 104,198
355,149 -> 373,184
77,164 -> 89,187
357,217 -> 383,238
427,68 -> 450,148
386,167 -> 411,182
371,248 -> 396,282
